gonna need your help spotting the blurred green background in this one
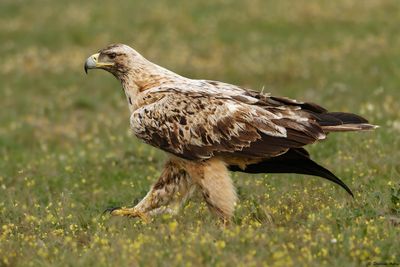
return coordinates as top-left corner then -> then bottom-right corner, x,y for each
0,0 -> 399,266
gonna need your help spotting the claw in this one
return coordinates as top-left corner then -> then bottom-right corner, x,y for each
102,206 -> 121,216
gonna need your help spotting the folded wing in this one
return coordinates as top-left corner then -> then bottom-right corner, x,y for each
130,90 -> 327,160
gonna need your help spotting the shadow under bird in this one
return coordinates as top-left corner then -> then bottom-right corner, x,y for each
84,44 -> 377,223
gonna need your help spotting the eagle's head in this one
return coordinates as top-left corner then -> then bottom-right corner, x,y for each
85,43 -> 181,91
84,44 -> 142,79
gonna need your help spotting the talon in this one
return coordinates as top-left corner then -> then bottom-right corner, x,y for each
102,206 -> 121,215
109,206 -> 131,216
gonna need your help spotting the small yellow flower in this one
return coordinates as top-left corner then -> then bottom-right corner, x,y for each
215,240 -> 226,249
168,221 -> 178,232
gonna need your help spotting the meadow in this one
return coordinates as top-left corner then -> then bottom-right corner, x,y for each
0,0 -> 399,266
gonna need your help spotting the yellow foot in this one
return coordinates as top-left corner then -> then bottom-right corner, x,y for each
104,207 -> 150,222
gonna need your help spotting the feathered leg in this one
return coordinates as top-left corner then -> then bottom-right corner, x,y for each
187,158 -> 237,224
109,159 -> 195,219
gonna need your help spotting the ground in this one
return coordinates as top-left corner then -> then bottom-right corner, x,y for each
0,0 -> 399,266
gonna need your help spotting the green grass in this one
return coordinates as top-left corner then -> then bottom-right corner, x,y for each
1,0 -> 399,266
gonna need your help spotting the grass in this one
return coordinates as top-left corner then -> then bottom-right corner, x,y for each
1,0 -> 399,266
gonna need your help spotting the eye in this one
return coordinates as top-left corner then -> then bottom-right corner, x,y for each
109,53 -> 117,59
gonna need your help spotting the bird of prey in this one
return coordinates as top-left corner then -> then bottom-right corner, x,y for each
84,44 -> 376,223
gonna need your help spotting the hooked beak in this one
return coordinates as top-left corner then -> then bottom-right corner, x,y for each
84,53 -> 114,74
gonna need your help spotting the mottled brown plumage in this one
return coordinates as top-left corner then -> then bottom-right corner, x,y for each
85,44 -> 377,223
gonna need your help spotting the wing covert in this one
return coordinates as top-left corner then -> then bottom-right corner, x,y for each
130,90 -> 326,160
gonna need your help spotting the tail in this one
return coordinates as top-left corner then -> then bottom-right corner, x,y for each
228,148 -> 354,197
314,112 -> 378,132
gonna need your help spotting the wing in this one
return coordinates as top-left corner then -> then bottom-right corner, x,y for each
130,89 -> 326,160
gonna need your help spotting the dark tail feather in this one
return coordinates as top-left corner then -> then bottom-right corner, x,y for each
228,148 -> 354,197
318,112 -> 369,125
312,112 -> 378,132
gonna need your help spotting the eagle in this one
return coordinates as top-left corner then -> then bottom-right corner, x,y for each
84,44 -> 376,223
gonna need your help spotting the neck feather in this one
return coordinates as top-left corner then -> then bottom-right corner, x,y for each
117,55 -> 184,112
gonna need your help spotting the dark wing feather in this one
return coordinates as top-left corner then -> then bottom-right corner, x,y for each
229,148 -> 354,197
